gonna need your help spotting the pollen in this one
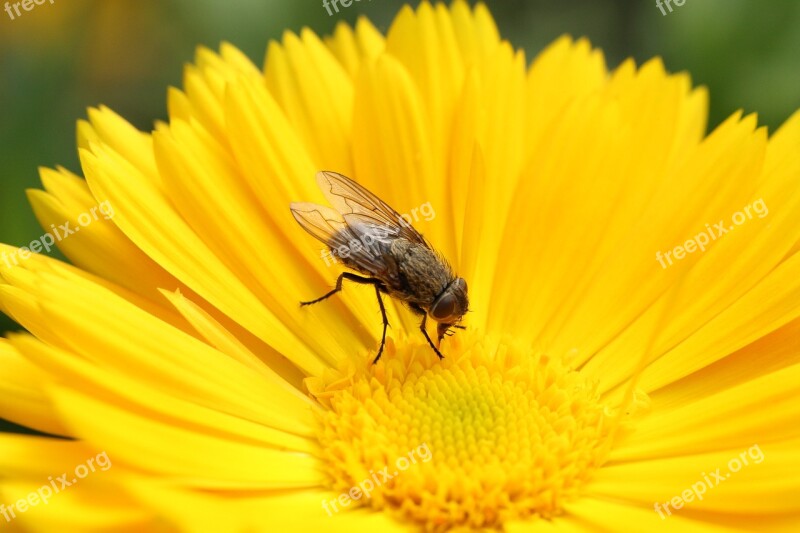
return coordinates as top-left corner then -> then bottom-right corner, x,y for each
307,332 -> 617,530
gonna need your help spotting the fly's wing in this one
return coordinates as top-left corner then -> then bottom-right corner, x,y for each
289,202 -> 348,245
289,202 -> 389,275
315,170 -> 431,249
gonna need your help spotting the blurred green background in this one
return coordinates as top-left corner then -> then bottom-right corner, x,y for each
0,0 -> 798,434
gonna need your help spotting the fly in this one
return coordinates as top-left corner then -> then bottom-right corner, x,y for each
290,171 -> 469,363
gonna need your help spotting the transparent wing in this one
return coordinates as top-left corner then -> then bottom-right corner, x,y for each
290,202 -> 390,275
315,170 -> 430,248
289,202 -> 348,246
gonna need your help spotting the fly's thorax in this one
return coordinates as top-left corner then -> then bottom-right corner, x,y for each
387,239 -> 453,307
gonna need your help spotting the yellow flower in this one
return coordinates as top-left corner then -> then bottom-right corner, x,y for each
2,1 -> 800,531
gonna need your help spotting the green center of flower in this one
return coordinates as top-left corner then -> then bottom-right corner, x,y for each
309,332 -> 615,529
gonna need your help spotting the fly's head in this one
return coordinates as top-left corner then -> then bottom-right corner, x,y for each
430,277 -> 468,341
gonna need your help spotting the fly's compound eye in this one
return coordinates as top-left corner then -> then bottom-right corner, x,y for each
431,293 -> 457,321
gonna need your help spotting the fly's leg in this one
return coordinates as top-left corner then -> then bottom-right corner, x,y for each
409,303 -> 444,360
300,272 -> 384,306
300,273 -> 390,364
372,284 -> 389,364
437,323 -> 465,344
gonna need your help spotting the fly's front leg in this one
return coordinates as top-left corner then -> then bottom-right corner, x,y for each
409,303 -> 444,359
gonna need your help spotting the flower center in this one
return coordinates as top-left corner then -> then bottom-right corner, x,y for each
308,332 -> 616,529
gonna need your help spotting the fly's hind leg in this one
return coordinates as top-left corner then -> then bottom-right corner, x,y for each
300,272 -> 382,306
300,272 -> 390,364
372,284 -> 390,364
